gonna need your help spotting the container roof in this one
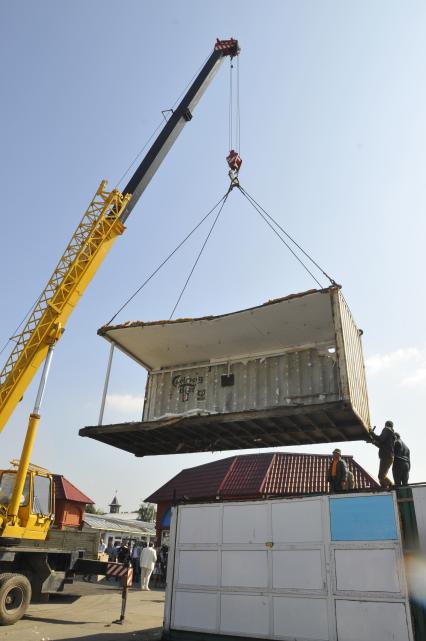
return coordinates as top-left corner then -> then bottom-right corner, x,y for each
145,452 -> 379,504
98,287 -> 337,371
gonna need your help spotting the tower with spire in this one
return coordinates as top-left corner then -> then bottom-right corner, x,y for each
109,492 -> 121,514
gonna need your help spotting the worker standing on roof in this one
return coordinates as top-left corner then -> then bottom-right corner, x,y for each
327,448 -> 347,492
370,420 -> 396,488
392,433 -> 410,486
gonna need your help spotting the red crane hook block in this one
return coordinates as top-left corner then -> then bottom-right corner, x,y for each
226,150 -> 242,172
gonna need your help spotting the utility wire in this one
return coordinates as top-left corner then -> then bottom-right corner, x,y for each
238,187 -> 323,288
107,192 -> 229,325
169,189 -> 231,320
239,186 -> 337,286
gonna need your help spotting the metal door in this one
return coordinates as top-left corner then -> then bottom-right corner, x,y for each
164,493 -> 413,641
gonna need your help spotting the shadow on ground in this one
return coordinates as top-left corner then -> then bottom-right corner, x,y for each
49,594 -> 82,603
53,626 -> 162,641
23,615 -> 90,625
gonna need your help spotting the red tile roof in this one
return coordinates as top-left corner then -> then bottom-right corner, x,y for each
53,475 -> 94,504
146,452 -> 378,503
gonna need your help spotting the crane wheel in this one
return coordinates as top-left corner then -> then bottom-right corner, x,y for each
0,573 -> 32,625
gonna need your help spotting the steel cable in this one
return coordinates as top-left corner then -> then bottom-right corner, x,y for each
239,185 -> 337,287
0,295 -> 42,357
236,54 -> 241,153
169,190 -> 231,319
229,60 -> 233,150
237,187 -> 324,288
115,52 -> 211,191
106,192 -> 229,325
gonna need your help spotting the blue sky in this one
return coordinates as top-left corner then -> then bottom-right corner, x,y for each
1,1 -> 425,510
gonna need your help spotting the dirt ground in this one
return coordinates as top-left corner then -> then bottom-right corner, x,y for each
0,580 -> 165,641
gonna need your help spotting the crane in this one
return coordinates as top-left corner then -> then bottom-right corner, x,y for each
0,38 -> 240,541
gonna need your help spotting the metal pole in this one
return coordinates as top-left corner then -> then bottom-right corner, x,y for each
119,584 -> 128,623
98,343 -> 115,426
113,565 -> 132,625
33,344 -> 56,414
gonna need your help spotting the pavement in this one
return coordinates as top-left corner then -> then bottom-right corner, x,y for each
0,580 -> 165,641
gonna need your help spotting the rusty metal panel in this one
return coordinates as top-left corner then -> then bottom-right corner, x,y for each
143,345 -> 340,422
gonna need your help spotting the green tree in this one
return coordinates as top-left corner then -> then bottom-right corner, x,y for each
138,502 -> 156,522
85,504 -> 105,515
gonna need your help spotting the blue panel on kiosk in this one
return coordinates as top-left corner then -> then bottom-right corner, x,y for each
330,495 -> 398,541
161,508 -> 172,527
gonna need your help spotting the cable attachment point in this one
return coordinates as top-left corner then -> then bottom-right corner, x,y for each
227,149 -> 242,188
161,109 -> 174,122
228,170 -> 240,189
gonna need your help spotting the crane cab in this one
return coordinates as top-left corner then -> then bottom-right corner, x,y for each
0,462 -> 54,540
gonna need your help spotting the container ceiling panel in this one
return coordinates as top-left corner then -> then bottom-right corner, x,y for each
98,289 -> 335,370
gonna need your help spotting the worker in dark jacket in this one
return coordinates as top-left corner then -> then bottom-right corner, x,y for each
327,448 -> 348,492
371,420 -> 396,487
392,433 -> 410,486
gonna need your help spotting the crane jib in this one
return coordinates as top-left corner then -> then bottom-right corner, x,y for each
119,38 -> 240,223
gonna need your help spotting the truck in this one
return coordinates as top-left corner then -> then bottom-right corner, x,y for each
0,38 -> 240,624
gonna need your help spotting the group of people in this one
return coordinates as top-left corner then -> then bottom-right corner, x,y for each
101,538 -> 169,591
371,420 -> 410,488
327,420 -> 410,491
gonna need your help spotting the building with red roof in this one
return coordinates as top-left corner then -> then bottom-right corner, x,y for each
53,475 -> 94,529
145,452 -> 379,543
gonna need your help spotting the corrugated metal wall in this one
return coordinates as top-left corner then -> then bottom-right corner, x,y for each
397,487 -> 426,641
144,346 -> 340,421
335,291 -> 371,428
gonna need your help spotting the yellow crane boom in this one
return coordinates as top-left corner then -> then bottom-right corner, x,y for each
0,182 -> 129,433
0,38 -> 240,541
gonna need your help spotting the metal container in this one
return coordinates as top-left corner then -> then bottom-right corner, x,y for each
80,286 -> 371,456
143,347 -> 340,421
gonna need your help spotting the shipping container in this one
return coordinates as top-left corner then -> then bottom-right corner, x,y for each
80,286 -> 371,456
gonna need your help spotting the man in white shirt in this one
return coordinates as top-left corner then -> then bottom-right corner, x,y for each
98,538 -> 107,555
140,542 -> 157,591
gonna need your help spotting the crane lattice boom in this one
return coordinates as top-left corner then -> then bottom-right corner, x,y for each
0,181 -> 130,432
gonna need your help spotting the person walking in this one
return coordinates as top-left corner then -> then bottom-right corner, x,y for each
392,433 -> 410,486
117,540 -> 130,564
131,542 -> 142,584
371,420 -> 396,488
140,542 -> 157,591
327,449 -> 348,492
105,537 -> 115,560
